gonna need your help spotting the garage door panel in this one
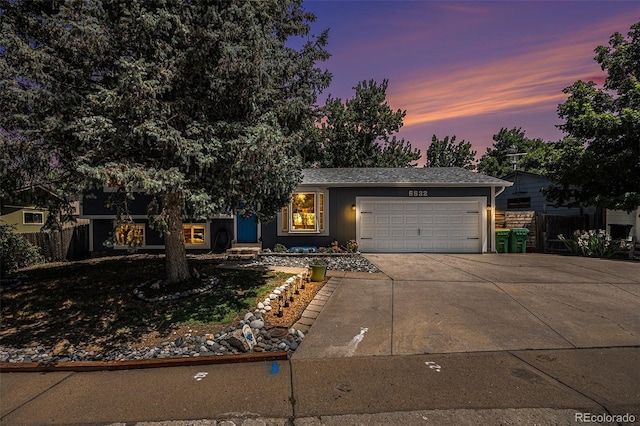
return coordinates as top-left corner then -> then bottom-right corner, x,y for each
390,216 -> 405,224
376,229 -> 389,238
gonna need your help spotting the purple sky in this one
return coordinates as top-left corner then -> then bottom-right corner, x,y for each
303,0 -> 640,164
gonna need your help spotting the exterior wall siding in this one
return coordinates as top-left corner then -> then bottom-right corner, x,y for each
82,190 -> 154,217
261,186 -> 493,250
496,173 -> 598,226
0,206 -> 49,233
90,218 -> 233,254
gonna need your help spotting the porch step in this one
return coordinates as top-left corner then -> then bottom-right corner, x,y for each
231,242 -> 262,249
225,246 -> 261,261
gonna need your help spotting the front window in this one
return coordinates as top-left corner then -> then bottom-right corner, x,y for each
23,212 -> 44,225
291,192 -> 316,231
183,225 -> 206,245
116,224 -> 145,246
283,191 -> 326,234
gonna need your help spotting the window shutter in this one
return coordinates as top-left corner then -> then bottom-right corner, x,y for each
319,192 -> 325,231
282,206 -> 289,232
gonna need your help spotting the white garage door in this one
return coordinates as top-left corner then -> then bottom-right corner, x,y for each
357,198 -> 484,253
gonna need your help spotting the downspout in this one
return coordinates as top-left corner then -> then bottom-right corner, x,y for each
490,185 -> 508,253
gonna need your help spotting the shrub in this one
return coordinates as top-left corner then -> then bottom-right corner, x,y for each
0,224 -> 45,278
273,243 -> 287,253
346,239 -> 359,253
558,229 -> 628,258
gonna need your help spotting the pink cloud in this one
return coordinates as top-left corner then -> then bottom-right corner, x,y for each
388,13 -> 635,129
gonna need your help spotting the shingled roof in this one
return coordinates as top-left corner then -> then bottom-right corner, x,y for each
300,168 -> 512,187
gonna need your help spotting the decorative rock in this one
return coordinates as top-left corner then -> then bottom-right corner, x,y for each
264,305 -> 272,311
257,302 -> 265,309
224,329 -> 251,352
243,312 -> 254,322
174,336 -> 183,347
273,289 -> 281,295
249,319 -> 264,329
269,294 -> 277,300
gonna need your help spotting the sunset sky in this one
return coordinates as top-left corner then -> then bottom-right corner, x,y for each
303,0 -> 640,163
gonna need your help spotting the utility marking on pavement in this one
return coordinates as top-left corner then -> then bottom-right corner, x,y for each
345,327 -> 368,357
193,372 -> 208,381
425,361 -> 442,372
270,362 -> 279,375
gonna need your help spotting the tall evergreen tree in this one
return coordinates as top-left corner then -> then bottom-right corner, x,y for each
424,135 -> 476,170
0,0 -> 331,283
311,79 -> 421,168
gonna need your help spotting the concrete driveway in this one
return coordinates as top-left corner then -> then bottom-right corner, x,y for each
293,253 -> 640,357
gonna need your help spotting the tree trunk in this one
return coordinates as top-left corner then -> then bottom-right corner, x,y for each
164,192 -> 191,284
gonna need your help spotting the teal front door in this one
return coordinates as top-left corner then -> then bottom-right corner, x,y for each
236,213 -> 258,243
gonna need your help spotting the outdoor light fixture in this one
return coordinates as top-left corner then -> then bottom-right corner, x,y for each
351,204 -> 356,211
277,294 -> 284,317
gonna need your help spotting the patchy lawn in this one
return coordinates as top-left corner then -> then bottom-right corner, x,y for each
0,255 -> 298,353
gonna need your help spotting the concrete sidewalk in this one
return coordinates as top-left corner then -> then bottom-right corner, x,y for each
1,254 -> 639,425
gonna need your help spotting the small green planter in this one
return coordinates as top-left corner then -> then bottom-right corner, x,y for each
309,264 -> 327,282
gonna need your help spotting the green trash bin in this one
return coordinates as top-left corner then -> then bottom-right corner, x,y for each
495,228 -> 510,253
509,228 -> 529,253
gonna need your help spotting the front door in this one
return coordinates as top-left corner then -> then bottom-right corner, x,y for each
236,213 -> 258,243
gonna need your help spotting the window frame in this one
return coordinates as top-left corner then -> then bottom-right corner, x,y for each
23,211 -> 44,225
183,224 -> 207,246
279,188 -> 328,236
507,197 -> 531,209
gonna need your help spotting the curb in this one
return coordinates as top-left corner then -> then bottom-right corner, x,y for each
0,351 -> 289,373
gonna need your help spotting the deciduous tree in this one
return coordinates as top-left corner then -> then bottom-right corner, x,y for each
546,20 -> 640,211
0,0 -> 331,283
476,127 -> 559,178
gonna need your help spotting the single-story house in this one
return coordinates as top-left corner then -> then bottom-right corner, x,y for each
259,168 -> 512,253
80,168 -> 512,255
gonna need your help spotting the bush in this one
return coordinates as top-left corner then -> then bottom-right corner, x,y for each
558,229 -> 628,258
0,224 -> 45,278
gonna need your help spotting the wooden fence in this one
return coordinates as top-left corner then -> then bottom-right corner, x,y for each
497,211 -> 591,253
19,224 -> 90,261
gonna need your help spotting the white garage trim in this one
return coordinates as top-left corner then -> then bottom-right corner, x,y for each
356,197 -> 487,253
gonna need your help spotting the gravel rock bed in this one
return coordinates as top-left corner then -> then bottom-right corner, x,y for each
254,254 -> 380,273
0,254 -> 379,365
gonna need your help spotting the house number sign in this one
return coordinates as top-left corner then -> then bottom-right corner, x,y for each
408,190 -> 429,197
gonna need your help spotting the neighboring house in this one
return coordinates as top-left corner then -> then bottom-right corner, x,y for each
495,171 -> 603,252
0,186 -> 83,233
0,204 -> 49,233
261,168 -> 512,253
80,188 -> 234,254
496,171 -> 600,223
606,208 -> 640,241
